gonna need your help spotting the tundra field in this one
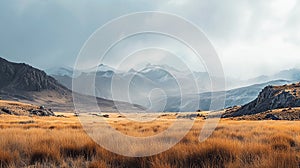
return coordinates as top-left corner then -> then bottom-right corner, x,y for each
0,113 -> 300,168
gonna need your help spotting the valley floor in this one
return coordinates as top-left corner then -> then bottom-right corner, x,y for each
0,113 -> 300,168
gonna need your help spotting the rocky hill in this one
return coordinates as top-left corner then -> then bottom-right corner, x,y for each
0,57 -> 71,110
0,57 -> 68,93
224,82 -> 300,118
0,57 -> 144,112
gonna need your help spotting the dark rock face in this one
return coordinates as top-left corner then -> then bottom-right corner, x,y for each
0,57 -> 68,93
30,109 -> 55,116
264,114 -> 280,120
29,105 -> 55,116
225,83 -> 300,117
1,108 -> 13,115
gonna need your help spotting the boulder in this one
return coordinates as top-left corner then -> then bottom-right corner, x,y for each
264,114 -> 280,120
1,108 -> 13,115
30,108 -> 55,116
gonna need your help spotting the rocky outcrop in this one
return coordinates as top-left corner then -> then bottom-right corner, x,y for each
0,101 -> 55,116
224,82 -> 300,117
30,106 -> 55,116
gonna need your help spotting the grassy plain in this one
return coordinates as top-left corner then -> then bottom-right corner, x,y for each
0,113 -> 300,168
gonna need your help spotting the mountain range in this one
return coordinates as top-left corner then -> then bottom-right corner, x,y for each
162,79 -> 290,112
0,57 -> 143,112
47,64 -> 212,109
1,56 -> 299,117
47,64 -> 300,112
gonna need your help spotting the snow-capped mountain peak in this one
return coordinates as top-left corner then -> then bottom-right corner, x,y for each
45,66 -> 77,77
97,64 -> 116,72
83,64 -> 119,73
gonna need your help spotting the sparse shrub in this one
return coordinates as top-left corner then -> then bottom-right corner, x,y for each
102,114 -> 109,118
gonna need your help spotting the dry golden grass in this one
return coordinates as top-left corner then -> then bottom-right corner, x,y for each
0,113 -> 300,168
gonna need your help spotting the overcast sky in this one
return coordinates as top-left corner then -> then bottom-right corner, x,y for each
0,0 -> 299,79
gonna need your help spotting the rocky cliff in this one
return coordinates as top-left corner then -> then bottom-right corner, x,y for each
224,82 -> 300,117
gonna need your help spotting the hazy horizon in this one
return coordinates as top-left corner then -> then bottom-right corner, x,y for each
1,56 -> 300,82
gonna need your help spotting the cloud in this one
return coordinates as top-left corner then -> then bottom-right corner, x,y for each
0,0 -> 299,79
0,0 -> 157,69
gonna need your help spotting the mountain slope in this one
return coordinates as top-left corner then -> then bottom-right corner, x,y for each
0,57 -> 67,93
224,82 -> 300,117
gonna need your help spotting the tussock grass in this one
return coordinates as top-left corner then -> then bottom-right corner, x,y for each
0,114 -> 300,167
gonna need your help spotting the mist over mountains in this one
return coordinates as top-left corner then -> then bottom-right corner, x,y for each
0,56 -> 298,112
47,64 -> 300,112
